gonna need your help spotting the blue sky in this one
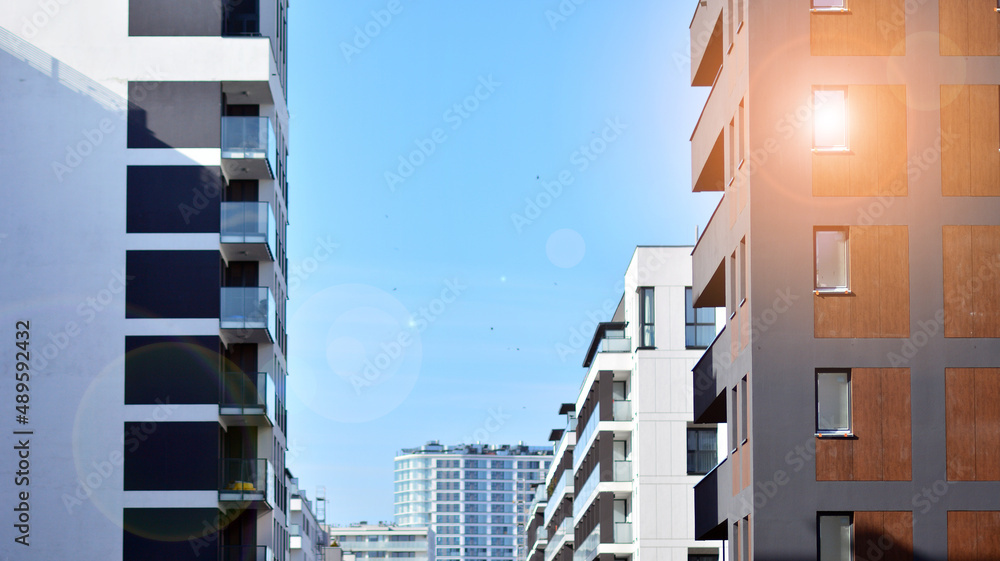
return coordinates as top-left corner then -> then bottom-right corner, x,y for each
285,1 -> 716,524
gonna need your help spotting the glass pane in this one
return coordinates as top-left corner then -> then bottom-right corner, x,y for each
685,287 -> 695,323
819,515 -> 851,561
642,289 -> 655,323
643,326 -> 655,347
699,429 -> 718,450
698,325 -> 716,346
817,372 -> 851,431
816,230 -> 848,289
813,0 -> 846,7
686,325 -> 697,347
697,307 -> 716,324
814,89 -> 847,147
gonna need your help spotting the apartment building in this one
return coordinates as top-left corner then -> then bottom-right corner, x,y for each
523,247 -> 724,561
328,523 -> 433,561
395,442 -> 552,561
291,475 -> 328,561
688,1 -> 1000,559
1,0 -> 291,559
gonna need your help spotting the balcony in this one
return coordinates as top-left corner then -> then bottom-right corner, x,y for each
582,322 -> 628,368
613,522 -> 632,544
220,545 -> 273,561
220,202 -> 276,262
573,468 -> 598,519
573,403 -> 599,469
221,116 -> 276,181
692,196 -> 727,308
612,400 -> 631,422
220,287 -> 276,345
290,524 -> 302,549
219,458 -> 275,508
543,470 -> 572,523
573,525 -> 600,561
612,460 -> 632,482
219,371 -> 276,427
689,0 -> 723,87
693,327 -> 729,424
694,458 -> 729,541
690,76 -> 726,193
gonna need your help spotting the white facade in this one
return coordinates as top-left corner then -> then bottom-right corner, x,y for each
291,477 -> 328,561
328,524 -> 432,561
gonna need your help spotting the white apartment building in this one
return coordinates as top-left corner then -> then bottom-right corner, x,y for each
1,1 -> 291,559
328,524 -> 433,561
395,442 -> 553,561
290,474 -> 328,561
523,247 -> 725,561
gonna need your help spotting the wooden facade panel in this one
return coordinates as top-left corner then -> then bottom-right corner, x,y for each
879,226 -> 910,337
946,368 -> 977,481
741,439 -> 751,491
972,227 -> 1000,337
813,152 -> 850,196
849,86 -> 879,197
948,511 -> 979,560
854,511 -> 885,560
968,85 -> 1000,196
847,2 -> 879,60
975,369 -> 1000,480
968,0 -> 1000,55
939,0 -> 970,56
810,13 -> 850,56
853,368 -> 884,480
977,512 -> 1000,558
876,0 -> 906,55
812,1 -> 903,55
943,226 -> 975,337
881,369 -> 912,481
882,511 -> 913,561
852,226 -> 882,337
941,86 -> 972,196
816,438 -> 853,481
877,85 -> 908,196
815,293 -> 852,338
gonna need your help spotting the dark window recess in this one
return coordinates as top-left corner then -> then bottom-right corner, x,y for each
126,251 -> 220,319
123,422 -> 218,490
127,166 -> 222,234
223,0 -> 260,36
125,336 -> 221,405
123,508 -> 220,561
226,180 -> 259,202
688,427 -> 718,475
225,104 -> 260,117
223,261 -> 259,287
128,81 -> 221,149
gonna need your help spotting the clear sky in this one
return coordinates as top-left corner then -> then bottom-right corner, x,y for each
285,0 -> 717,525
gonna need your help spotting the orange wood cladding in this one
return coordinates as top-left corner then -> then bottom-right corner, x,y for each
941,85 -> 1000,196
948,511 -> 1000,559
940,0 -> 1000,56
946,368 -> 1000,481
943,226 -> 1000,337
854,511 -> 912,561
815,226 -> 909,338
816,369 -> 911,482
810,0 -> 906,56
812,85 -> 907,197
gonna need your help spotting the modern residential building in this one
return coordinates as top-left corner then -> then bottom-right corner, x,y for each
395,442 -> 553,561
688,1 -> 1000,559
523,247 -> 724,561
291,473 -> 328,561
328,523 -> 433,561
1,0 -> 291,559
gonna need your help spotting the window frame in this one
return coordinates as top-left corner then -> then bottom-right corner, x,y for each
814,227 -> 851,294
818,513 -> 854,561
638,287 -> 655,348
687,426 -> 719,475
811,0 -> 849,13
685,286 -> 717,349
816,369 -> 853,436
812,87 -> 850,152
740,375 -> 749,444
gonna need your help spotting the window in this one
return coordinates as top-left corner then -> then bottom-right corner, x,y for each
740,375 -> 748,443
639,287 -> 655,347
741,516 -> 750,561
813,88 -> 848,149
817,371 -> 851,434
819,514 -> 853,561
730,387 -> 738,451
815,228 -> 850,292
812,0 -> 847,11
685,287 -> 716,349
688,556 -> 718,561
729,251 -> 738,317
687,427 -> 718,475
739,238 -> 747,304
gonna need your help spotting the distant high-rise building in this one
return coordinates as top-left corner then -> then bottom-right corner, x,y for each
1,0 -> 291,559
395,442 -> 553,561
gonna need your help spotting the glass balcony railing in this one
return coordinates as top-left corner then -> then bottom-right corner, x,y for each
221,116 -> 276,179
219,458 -> 274,506
220,371 -> 275,425
573,403 -> 600,468
220,287 -> 276,343
613,460 -> 632,482
220,545 -> 273,561
599,335 -> 631,353
573,469 -> 598,519
573,525 -> 600,561
612,400 -> 632,421
613,522 -> 632,544
543,470 -> 568,523
221,202 -> 276,261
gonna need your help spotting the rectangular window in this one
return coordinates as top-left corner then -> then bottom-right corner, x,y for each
639,287 -> 655,347
730,387 -> 738,451
813,88 -> 848,149
729,251 -> 738,317
687,427 -> 719,475
685,287 -> 717,349
740,375 -> 748,443
815,228 -> 850,292
739,238 -> 747,304
812,0 -> 848,11
741,516 -> 750,561
819,514 -> 853,561
817,371 -> 851,433
689,556 -> 718,561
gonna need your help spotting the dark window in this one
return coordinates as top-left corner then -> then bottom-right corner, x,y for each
124,508 -> 219,561
123,422 -> 218,490
689,555 -> 718,561
685,287 -> 716,349
125,250 -> 220,319
639,287 -> 655,347
127,166 -> 222,234
124,336 -> 221,404
687,428 -> 718,475
127,81 -> 221,149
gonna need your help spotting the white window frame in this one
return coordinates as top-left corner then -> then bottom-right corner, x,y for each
816,370 -> 852,435
815,227 -> 850,294
812,87 -> 850,152
811,0 -> 849,13
819,514 -> 853,561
